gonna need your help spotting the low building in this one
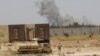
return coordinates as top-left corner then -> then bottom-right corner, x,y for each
0,24 -> 50,43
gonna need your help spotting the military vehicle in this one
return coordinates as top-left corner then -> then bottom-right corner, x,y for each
18,38 -> 52,53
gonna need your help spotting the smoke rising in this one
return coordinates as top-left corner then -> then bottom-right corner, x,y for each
39,0 -> 62,26
38,0 -> 74,26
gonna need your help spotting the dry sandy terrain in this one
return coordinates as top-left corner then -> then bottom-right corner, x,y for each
0,35 -> 100,56
50,35 -> 100,56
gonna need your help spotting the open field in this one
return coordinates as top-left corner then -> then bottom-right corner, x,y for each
0,35 -> 100,56
50,35 -> 100,41
50,35 -> 100,56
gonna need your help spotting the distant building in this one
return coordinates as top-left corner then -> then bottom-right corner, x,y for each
0,24 -> 50,43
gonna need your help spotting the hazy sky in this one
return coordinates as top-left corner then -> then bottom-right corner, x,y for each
0,0 -> 100,25
55,0 -> 100,25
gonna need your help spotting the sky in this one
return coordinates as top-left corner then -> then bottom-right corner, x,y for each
0,0 -> 100,25
55,0 -> 100,25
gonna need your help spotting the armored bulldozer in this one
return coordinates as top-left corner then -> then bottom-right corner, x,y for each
18,38 -> 52,53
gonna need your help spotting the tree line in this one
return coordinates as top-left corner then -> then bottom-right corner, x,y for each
50,22 -> 96,28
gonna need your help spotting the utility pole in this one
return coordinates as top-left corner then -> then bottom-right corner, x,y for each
81,16 -> 85,35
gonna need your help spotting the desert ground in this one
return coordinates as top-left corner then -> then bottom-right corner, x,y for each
0,35 -> 100,56
50,35 -> 100,56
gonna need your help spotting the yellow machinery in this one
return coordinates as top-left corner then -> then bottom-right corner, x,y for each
18,38 -> 52,53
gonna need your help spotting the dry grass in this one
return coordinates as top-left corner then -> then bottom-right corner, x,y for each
50,35 -> 100,41
50,35 -> 100,49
